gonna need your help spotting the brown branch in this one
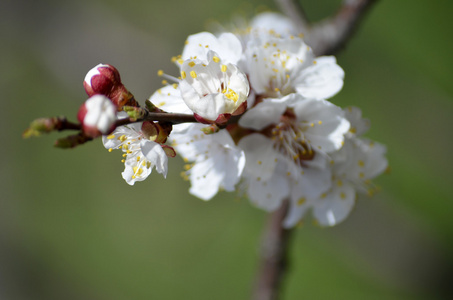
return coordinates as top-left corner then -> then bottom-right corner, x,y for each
252,200 -> 292,300
276,0 -> 379,56
307,0 -> 378,55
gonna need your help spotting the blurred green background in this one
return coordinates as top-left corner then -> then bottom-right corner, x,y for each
2,0 -> 453,299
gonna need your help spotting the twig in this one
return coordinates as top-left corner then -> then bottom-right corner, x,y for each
276,0 -> 379,56
252,200 -> 292,300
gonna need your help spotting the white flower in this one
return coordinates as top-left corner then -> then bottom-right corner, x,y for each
149,85 -> 246,200
241,35 -> 344,99
284,137 -> 388,227
238,133 -> 332,212
239,94 -> 350,157
179,51 -> 249,122
78,95 -> 117,137
171,125 -> 245,200
103,119 -> 169,185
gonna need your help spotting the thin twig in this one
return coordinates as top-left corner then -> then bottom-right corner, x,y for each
252,200 -> 292,300
307,0 -> 379,55
275,0 -> 379,56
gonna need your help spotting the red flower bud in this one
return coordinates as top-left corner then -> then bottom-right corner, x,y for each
83,64 -> 139,110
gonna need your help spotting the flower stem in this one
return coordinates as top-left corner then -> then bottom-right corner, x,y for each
252,200 -> 292,300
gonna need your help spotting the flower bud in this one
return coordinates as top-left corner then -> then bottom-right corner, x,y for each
83,64 -> 139,110
78,95 -> 117,137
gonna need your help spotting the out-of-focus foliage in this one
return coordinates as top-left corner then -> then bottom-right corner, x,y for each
1,0 -> 452,299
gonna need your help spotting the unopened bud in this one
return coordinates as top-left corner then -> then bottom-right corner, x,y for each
83,64 -> 139,110
78,95 -> 117,138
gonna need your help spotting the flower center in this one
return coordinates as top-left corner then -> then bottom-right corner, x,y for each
267,111 -> 314,165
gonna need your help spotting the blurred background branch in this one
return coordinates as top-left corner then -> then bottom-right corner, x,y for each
276,0 -> 378,55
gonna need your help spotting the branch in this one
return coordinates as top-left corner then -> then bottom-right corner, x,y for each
276,0 -> 379,56
252,200 -> 292,300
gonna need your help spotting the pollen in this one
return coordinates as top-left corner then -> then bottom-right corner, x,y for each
297,197 -> 306,205
190,71 -> 197,78
181,71 -> 186,79
212,56 -> 220,63
221,65 -> 227,72
188,61 -> 195,67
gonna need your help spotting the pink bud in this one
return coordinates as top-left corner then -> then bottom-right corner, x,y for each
83,64 -> 120,97
83,64 -> 139,110
78,95 -> 117,137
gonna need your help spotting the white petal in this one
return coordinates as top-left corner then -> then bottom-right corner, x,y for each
238,134 -> 279,181
312,184 -> 356,226
182,32 -> 242,64
140,140 -> 168,177
293,56 -> 344,99
238,101 -> 285,130
246,167 -> 290,212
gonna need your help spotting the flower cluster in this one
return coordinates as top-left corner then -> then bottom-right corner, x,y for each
92,12 -> 387,227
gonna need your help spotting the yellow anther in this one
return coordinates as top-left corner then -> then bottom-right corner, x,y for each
272,68 -> 279,73
310,123 -> 314,127
146,162 -> 151,168
313,60 -> 317,65
184,40 -> 189,45
297,197 -> 306,205
107,134 -> 115,139
188,61 -> 195,67
158,101 -> 166,107
358,160 -> 365,167
320,193 -> 327,199
157,70 -> 164,76
108,148 -> 113,152
161,80 -> 168,85
318,121 -> 322,125
337,180 -> 343,187
257,177 -> 261,181
137,156 -> 141,162
257,160 -> 262,165
121,159 -> 125,163
190,71 -> 197,78
177,58 -> 184,65
340,192 -> 346,199
221,65 -> 227,72
172,83 -> 178,89
181,71 -> 186,79
213,56 -> 220,63
359,172 -> 365,178
298,33 -> 304,38
274,88 -> 280,92
122,154 -> 127,157
349,127 -> 357,134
